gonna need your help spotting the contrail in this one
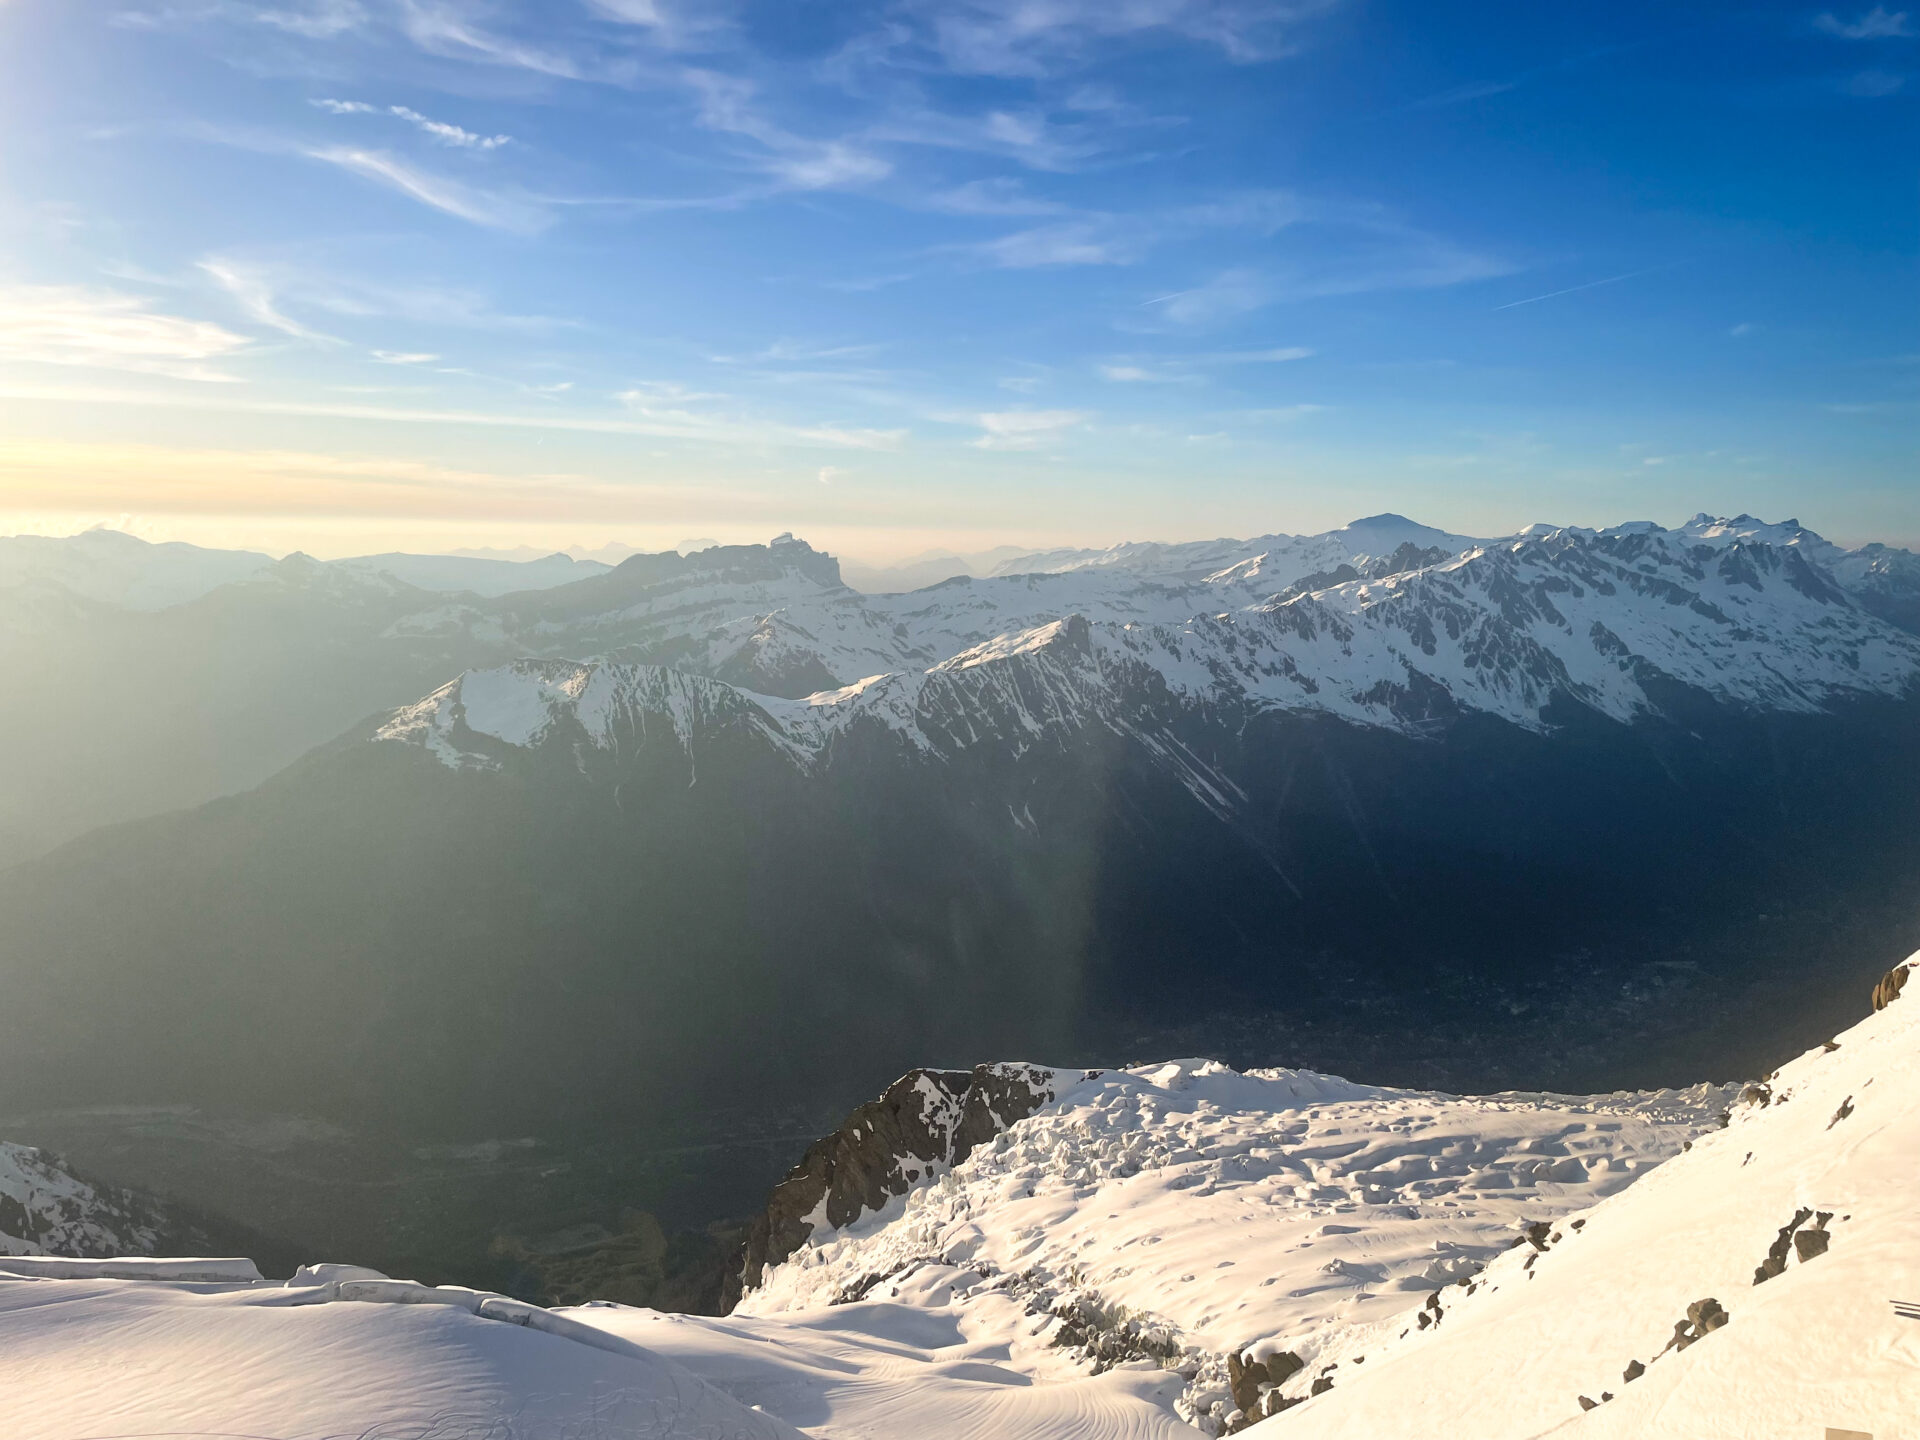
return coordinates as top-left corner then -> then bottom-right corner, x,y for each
1493,268 -> 1660,311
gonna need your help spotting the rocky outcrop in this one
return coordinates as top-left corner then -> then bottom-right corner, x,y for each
1872,962 -> 1909,1011
1224,1348 -> 1308,1430
725,1062 -> 1094,1308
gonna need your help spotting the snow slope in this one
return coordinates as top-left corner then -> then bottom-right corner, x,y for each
4,964 -> 1910,1439
1252,951 -> 1920,1439
0,1265 -> 806,1440
614,1062 -> 1731,1435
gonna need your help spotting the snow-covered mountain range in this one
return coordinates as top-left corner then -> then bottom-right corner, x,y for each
377,515 -> 1920,792
4,951 -> 1909,1439
3,513 -> 1915,868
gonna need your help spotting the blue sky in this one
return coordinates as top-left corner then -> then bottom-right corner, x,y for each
0,0 -> 1913,560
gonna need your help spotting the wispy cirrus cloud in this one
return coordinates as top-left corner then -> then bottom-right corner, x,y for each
1124,212 -> 1509,330
1099,344 -> 1312,380
255,0 -> 367,38
0,377 -> 911,452
392,0 -> 587,78
892,0 -> 1339,78
970,408 -> 1089,449
312,99 -> 511,149
681,69 -> 891,191
0,283 -> 252,382
958,189 -> 1310,271
927,177 -> 1073,216
582,0 -> 735,50
198,258 -> 340,343
1815,6 -> 1915,38
1136,267 -> 1271,325
975,221 -> 1139,267
304,146 -> 546,230
1839,69 -> 1905,94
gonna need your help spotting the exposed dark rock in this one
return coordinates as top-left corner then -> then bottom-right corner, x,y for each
1310,1374 -> 1335,1396
1754,1208 -> 1813,1284
1794,1214 -> 1833,1263
726,1062 -> 1093,1308
1228,1349 -> 1306,1416
1578,1396 -> 1598,1411
1828,1096 -> 1854,1129
1623,1359 -> 1645,1382
1665,1297 -> 1730,1352
1227,1353 -> 1261,1414
1872,963 -> 1909,1011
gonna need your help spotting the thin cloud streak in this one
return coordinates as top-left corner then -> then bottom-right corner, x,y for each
0,380 -> 908,452
304,147 -> 547,231
1491,267 -> 1661,311
0,283 -> 252,382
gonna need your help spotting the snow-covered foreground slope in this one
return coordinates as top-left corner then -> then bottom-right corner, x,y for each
1258,952 -> 1920,1440
0,1263 -> 805,1440
563,1065 -> 1732,1436
582,969 -> 1914,1440
3,959 -> 1911,1439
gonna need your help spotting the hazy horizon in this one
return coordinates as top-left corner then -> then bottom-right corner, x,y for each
5,502 -> 1919,569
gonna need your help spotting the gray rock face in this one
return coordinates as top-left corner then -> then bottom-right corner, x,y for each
725,1062 -> 1094,1308
1754,1207 -> 1813,1284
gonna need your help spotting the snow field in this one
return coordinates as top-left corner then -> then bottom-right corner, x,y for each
721,1059 -> 1735,1434
0,1264 -> 807,1440
1256,953 -> 1920,1438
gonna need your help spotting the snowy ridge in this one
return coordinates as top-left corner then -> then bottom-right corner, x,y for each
374,657 -> 811,770
374,517 -> 1920,784
986,514 -> 1478,582
1119,522 -> 1920,728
